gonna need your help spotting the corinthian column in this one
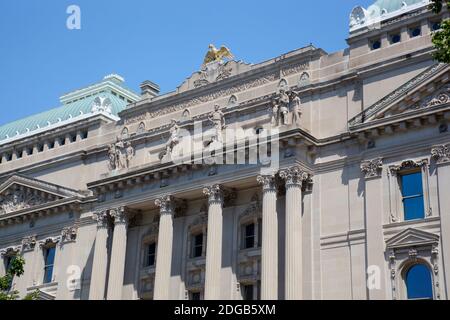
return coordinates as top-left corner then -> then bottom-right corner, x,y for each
89,210 -> 110,300
257,174 -> 278,300
106,207 -> 129,300
203,184 -> 225,300
432,145 -> 450,299
279,166 -> 310,300
154,195 -> 176,300
361,158 -> 386,300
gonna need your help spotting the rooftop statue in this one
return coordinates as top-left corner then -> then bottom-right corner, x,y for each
203,44 -> 234,67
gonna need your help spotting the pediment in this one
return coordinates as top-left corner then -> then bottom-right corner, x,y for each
0,175 -> 84,216
177,60 -> 252,93
386,228 -> 439,250
349,63 -> 450,128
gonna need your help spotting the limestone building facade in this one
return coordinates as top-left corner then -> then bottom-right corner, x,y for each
1,0 -> 450,300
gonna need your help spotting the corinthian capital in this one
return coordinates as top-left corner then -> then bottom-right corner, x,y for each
361,158 -> 383,179
110,207 -> 128,225
278,166 -> 310,187
431,144 -> 450,164
203,184 -> 224,204
155,195 -> 188,216
93,210 -> 109,228
256,174 -> 277,192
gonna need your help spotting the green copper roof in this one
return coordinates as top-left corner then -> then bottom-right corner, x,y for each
0,75 -> 140,143
369,0 -> 425,16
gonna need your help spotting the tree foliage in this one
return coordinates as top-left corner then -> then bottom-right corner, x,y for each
430,0 -> 450,63
0,255 -> 39,300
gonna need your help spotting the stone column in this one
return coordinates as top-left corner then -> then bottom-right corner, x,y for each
89,210 -> 110,300
361,158 -> 386,300
279,166 -> 310,300
257,174 -> 278,300
203,184 -> 225,300
432,145 -> 450,299
107,207 -> 129,300
56,226 -> 79,300
154,195 -> 176,300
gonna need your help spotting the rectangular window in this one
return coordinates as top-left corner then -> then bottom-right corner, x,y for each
192,233 -> 203,258
145,243 -> 156,267
242,284 -> 254,300
401,172 -> 425,221
244,223 -> 255,249
43,247 -> 56,284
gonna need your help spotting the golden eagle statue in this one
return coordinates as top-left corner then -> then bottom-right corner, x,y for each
202,44 -> 234,67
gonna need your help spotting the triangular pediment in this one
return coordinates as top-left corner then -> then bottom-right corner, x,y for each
386,228 -> 439,250
349,63 -> 450,128
0,175 -> 84,216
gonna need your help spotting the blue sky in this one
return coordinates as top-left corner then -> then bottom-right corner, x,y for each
0,0 -> 373,126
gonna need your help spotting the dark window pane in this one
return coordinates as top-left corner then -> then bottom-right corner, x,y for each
191,292 -> 201,300
406,264 -> 433,300
391,34 -> 401,43
146,243 -> 156,267
243,285 -> 254,300
411,27 -> 421,37
401,172 -> 423,196
245,224 -> 255,249
404,196 -> 425,220
193,234 -> 203,258
371,40 -> 381,50
43,247 -> 56,284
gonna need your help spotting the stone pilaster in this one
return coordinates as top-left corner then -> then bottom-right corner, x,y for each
203,184 -> 225,300
89,210 -> 110,300
432,144 -> 450,299
257,174 -> 278,300
279,166 -> 310,300
361,158 -> 386,300
153,195 -> 176,300
106,207 -> 129,300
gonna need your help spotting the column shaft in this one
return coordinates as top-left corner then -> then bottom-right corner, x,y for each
107,208 -> 128,300
89,211 -> 109,300
203,185 -> 224,300
257,175 -> 278,300
154,196 -> 175,300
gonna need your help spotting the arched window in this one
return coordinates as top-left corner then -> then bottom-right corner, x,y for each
405,264 -> 433,300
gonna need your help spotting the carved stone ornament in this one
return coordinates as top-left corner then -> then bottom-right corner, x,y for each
0,246 -> 21,257
21,235 -> 37,252
93,210 -> 109,228
61,226 -> 78,243
431,144 -> 450,164
0,190 -> 45,215
389,159 -> 428,176
110,207 -> 128,225
278,166 -> 311,188
202,184 -> 236,206
91,96 -> 112,114
155,195 -> 187,216
256,174 -> 277,192
107,137 -> 134,171
360,158 -> 383,179
39,236 -> 61,248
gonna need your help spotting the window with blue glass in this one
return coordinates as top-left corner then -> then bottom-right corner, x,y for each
401,172 -> 425,221
145,242 -> 156,267
43,246 -> 56,284
405,264 -> 433,300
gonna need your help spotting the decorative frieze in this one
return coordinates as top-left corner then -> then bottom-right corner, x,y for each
281,62 -> 309,77
431,144 -> 450,164
360,158 -> 383,179
107,137 -> 134,171
0,190 -> 45,216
